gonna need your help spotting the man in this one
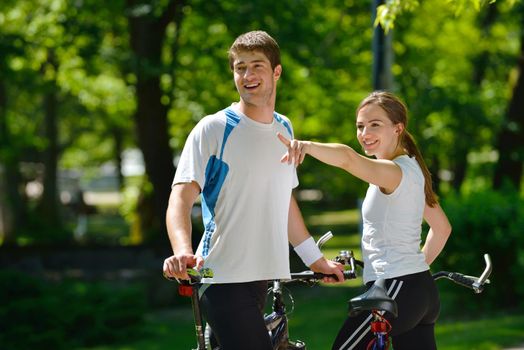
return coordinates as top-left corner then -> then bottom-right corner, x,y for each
163,30 -> 344,349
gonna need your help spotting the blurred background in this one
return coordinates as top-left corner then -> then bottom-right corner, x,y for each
1,0 -> 524,349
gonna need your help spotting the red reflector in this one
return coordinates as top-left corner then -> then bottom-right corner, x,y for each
370,321 -> 388,333
178,285 -> 193,297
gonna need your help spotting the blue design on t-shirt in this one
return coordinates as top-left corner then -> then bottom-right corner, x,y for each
200,108 -> 240,257
199,109 -> 291,257
274,113 -> 293,138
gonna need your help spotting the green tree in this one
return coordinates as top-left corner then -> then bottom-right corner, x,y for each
124,0 -> 185,241
493,3 -> 524,191
0,0 -> 137,243
0,30 -> 28,243
0,0 -> 515,246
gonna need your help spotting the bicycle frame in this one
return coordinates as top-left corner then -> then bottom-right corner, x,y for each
177,282 -> 206,350
262,232 -> 358,349
264,280 -> 305,350
367,311 -> 392,350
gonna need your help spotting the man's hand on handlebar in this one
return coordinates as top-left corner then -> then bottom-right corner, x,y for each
163,253 -> 204,281
310,257 -> 345,283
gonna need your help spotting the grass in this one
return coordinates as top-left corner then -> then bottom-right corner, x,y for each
78,208 -> 524,349
78,293 -> 524,350
436,314 -> 524,349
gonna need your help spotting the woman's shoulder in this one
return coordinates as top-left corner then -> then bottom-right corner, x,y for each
393,155 -> 423,182
393,154 -> 418,168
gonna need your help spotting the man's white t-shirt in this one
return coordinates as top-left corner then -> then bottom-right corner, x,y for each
361,155 -> 429,283
173,104 -> 298,283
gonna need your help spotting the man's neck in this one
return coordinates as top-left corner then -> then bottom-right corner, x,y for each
238,100 -> 275,124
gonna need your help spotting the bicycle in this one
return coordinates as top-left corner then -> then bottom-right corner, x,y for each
167,232 -> 492,350
168,231 -> 358,350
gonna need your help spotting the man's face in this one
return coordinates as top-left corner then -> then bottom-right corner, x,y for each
232,50 -> 281,107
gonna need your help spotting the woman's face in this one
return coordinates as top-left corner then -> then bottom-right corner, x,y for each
356,103 -> 403,159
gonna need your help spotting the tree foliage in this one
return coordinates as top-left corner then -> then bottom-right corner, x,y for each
375,0 -> 500,32
0,0 -> 522,246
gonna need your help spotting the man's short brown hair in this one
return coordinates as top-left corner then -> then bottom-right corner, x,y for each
228,31 -> 281,70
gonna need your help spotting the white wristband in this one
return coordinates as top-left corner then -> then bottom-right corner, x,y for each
294,237 -> 323,267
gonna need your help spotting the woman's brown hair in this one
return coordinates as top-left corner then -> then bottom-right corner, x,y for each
357,91 -> 438,207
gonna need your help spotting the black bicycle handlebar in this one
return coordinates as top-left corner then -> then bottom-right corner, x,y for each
166,238 -> 492,296
167,234 -> 361,285
432,253 -> 492,294
289,270 -> 357,281
169,267 -> 358,285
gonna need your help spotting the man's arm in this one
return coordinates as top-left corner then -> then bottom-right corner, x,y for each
163,181 -> 203,280
288,195 -> 344,282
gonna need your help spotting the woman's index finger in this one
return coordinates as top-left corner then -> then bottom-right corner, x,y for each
277,132 -> 291,146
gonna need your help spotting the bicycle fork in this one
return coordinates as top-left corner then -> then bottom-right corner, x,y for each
179,284 -> 207,350
265,281 -> 306,350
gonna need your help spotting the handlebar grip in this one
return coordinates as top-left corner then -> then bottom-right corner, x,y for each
449,272 -> 477,290
164,268 -> 213,285
180,275 -> 201,285
164,274 -> 201,285
291,270 -> 356,281
313,270 -> 357,280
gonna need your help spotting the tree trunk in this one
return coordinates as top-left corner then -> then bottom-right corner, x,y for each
451,151 -> 467,191
493,21 -> 524,190
0,77 -> 27,244
33,49 -> 63,233
38,61 -> 62,229
126,0 -> 184,241
0,79 -> 14,243
372,0 -> 393,90
112,126 -> 125,190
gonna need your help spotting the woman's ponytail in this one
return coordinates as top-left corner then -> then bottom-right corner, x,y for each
402,131 -> 438,207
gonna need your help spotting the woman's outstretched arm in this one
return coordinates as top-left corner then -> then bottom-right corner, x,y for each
277,132 -> 402,194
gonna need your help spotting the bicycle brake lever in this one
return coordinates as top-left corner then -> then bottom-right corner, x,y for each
472,254 -> 492,293
316,231 -> 333,248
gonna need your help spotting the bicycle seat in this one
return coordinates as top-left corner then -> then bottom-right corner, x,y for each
348,279 -> 398,318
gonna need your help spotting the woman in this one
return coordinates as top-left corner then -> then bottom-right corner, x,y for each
278,91 -> 451,350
